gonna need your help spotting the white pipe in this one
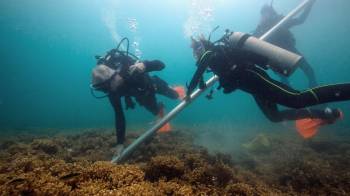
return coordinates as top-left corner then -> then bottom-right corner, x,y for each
112,0 -> 311,164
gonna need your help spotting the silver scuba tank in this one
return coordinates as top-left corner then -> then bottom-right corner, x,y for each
229,32 -> 303,76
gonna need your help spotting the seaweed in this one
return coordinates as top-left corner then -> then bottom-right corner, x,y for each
31,139 -> 59,155
144,156 -> 185,182
0,128 -> 349,195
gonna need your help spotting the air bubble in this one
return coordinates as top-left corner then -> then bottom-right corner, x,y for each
128,18 -> 138,32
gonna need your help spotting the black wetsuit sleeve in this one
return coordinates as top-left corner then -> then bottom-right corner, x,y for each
187,52 -> 213,95
108,94 -> 126,145
143,60 -> 165,72
286,1 -> 314,28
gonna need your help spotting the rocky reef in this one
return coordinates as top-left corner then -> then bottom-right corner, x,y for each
0,128 -> 349,195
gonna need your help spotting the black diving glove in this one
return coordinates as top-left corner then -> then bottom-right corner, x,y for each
199,78 -> 206,90
185,83 -> 193,100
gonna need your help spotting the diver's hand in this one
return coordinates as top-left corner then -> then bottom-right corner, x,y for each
184,95 -> 191,101
128,62 -> 146,75
199,79 -> 206,90
184,90 -> 192,101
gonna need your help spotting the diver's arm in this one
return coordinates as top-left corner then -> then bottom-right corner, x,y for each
108,94 -> 126,145
128,60 -> 165,75
187,53 -> 212,95
143,60 -> 165,72
287,0 -> 315,27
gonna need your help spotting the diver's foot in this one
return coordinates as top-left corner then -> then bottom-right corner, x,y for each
295,108 -> 344,139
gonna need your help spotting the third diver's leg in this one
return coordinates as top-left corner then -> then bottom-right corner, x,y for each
289,47 -> 318,88
299,58 -> 318,88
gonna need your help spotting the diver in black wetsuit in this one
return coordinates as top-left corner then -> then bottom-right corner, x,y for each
187,34 -> 348,134
91,39 -> 184,157
254,0 -> 317,87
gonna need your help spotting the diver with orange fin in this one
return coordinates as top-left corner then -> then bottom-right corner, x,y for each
187,31 -> 348,139
91,38 -> 185,157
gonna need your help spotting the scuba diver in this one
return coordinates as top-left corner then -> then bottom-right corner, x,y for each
91,38 -> 185,157
253,0 -> 317,87
187,31 -> 348,139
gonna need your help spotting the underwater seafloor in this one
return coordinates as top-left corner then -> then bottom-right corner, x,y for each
0,127 -> 349,195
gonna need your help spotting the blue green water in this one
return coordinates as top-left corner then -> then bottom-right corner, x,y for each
1,0 -> 349,132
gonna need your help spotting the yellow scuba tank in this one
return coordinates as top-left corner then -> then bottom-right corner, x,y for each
229,32 -> 302,76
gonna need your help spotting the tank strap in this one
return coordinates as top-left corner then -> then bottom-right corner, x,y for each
236,34 -> 251,49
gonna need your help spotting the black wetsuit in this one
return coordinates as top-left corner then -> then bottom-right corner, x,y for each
108,60 -> 179,144
187,45 -> 349,123
254,3 -> 317,87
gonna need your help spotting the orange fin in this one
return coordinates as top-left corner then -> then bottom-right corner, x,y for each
158,122 -> 172,133
295,118 -> 326,139
173,86 -> 186,100
157,107 -> 172,133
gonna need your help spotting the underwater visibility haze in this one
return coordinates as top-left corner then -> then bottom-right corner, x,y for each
1,0 -> 350,129
1,0 -> 350,195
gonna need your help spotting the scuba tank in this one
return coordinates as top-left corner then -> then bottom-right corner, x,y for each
228,32 -> 302,76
